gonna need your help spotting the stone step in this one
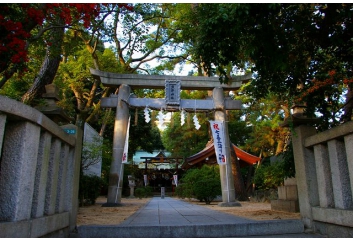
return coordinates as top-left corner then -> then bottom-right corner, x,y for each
76,219 -> 304,238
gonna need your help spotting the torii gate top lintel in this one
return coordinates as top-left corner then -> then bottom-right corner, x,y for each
90,68 -> 251,91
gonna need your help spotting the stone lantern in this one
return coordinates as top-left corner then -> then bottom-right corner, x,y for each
128,175 -> 136,198
35,84 -> 72,125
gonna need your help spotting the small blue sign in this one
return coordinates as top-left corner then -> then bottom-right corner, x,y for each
63,129 -> 76,135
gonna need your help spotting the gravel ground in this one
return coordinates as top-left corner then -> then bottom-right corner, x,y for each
76,196 -> 300,226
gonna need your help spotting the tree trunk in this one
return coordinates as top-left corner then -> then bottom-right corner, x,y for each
230,142 -> 248,201
0,67 -> 17,89
275,139 -> 285,155
245,165 -> 255,195
21,20 -> 64,104
97,87 -> 118,136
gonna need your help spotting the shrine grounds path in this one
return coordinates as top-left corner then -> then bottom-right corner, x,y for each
76,197 -> 325,238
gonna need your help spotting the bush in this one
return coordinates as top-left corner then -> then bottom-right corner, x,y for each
253,161 -> 285,190
134,186 -> 153,198
135,187 -> 145,199
253,144 -> 296,190
193,178 -> 221,204
175,183 -> 186,198
144,186 -> 153,197
79,174 -> 105,206
177,165 -> 221,204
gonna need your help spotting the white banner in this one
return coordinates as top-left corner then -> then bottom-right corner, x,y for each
122,116 -> 131,164
209,120 -> 227,165
173,175 -> 178,186
143,174 -> 148,186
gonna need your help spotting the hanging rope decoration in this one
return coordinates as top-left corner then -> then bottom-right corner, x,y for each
157,108 -> 165,129
144,106 -> 151,123
180,109 -> 186,126
193,114 -> 201,130
193,99 -> 201,130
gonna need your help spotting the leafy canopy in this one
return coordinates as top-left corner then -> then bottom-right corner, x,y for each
193,3 -> 353,129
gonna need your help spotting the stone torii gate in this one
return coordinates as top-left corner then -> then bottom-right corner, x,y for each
91,69 -> 252,207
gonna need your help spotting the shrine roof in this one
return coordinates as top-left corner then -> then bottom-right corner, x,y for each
182,142 -> 261,170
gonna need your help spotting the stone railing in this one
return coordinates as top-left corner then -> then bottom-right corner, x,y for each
292,121 -> 353,237
0,95 -> 82,237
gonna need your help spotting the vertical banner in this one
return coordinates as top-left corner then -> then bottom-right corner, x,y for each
143,174 -> 148,186
209,120 -> 227,165
173,175 -> 178,187
122,116 -> 131,164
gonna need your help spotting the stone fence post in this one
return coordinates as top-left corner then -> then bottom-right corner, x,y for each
291,125 -> 320,229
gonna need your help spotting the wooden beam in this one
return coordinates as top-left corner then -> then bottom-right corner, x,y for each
90,68 -> 251,91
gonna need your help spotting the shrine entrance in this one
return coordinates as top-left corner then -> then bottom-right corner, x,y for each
139,153 -> 183,195
91,68 -> 252,207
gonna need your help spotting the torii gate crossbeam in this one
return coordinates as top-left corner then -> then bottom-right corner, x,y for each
101,96 -> 242,111
91,68 -> 251,91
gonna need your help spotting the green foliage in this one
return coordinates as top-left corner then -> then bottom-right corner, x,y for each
129,109 -> 164,156
100,139 -> 113,195
81,135 -> 103,170
176,165 -> 221,204
253,144 -> 295,190
281,143 -> 296,179
79,174 -> 106,206
193,3 -> 353,130
174,183 -> 186,198
134,186 -> 153,199
161,92 -> 209,158
233,86 -> 291,157
193,178 -> 221,204
253,161 -> 285,190
161,116 -> 209,158
227,110 -> 252,147
134,188 -> 145,199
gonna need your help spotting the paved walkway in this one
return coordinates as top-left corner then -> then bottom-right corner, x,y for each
77,197 -> 325,238
120,196 -> 255,226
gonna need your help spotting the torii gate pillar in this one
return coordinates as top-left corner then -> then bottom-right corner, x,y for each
213,87 -> 241,207
103,84 -> 131,206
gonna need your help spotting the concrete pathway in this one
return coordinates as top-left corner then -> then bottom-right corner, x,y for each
120,196 -> 255,226
77,197 -> 325,238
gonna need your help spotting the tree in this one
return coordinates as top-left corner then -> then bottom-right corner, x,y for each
128,109 -> 164,155
0,3 -> 102,90
53,3 -> 191,132
21,17 -> 65,104
193,3 -> 353,130
81,135 -> 103,171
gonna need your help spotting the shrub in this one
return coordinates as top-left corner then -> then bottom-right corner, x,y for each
134,186 -> 153,198
193,178 -> 221,204
79,174 -> 105,206
253,144 -> 296,190
175,183 -> 186,198
135,187 -> 145,199
253,161 -> 285,190
177,165 -> 221,204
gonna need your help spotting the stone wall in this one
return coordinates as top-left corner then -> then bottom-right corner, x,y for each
292,122 -> 353,237
0,96 -> 82,237
271,178 -> 299,213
